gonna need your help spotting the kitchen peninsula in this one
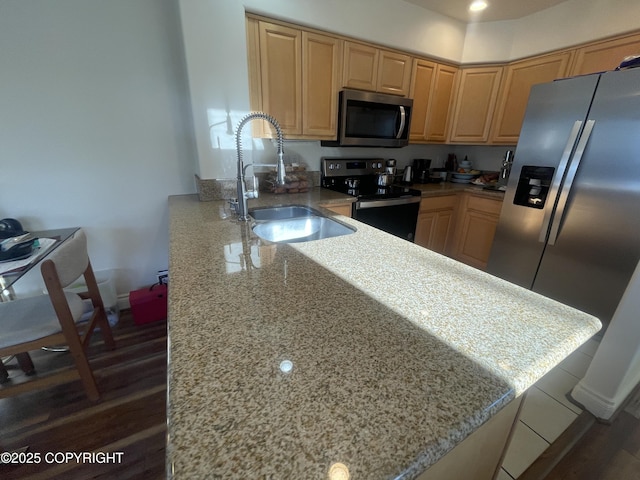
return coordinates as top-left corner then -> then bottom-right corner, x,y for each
167,191 -> 600,479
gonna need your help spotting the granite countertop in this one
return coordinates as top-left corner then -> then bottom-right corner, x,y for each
410,181 -> 506,199
167,190 -> 599,479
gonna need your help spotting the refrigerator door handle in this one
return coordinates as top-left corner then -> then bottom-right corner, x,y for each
547,119 -> 596,246
538,120 -> 583,243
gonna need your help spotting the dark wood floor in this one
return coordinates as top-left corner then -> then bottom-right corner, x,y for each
1,309 -> 638,480
0,310 -> 167,480
540,410 -> 640,480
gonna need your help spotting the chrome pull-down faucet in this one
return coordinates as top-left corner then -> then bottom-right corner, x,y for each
232,112 -> 286,221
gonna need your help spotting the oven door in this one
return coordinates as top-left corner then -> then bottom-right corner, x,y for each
353,196 -> 421,242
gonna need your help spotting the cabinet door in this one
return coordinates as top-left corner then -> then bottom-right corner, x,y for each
426,64 -> 458,143
259,22 -> 302,135
302,32 -> 342,137
415,211 -> 456,254
377,50 -> 412,96
343,41 -> 379,91
415,211 -> 437,249
320,203 -> 352,217
570,32 -> 640,76
415,195 -> 458,254
452,194 -> 502,270
246,17 -> 264,137
409,59 -> 437,142
449,66 -> 503,143
490,52 -> 572,144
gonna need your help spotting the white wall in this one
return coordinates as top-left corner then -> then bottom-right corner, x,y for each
462,0 -> 640,63
0,0 -> 197,296
572,260 -> 640,420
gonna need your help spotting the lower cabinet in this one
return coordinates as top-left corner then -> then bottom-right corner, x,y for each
417,395 -> 524,480
451,193 -> 503,270
415,195 -> 458,255
416,192 -> 503,271
320,202 -> 353,217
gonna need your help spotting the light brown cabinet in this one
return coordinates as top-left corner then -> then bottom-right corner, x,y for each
342,41 -> 378,91
426,64 -> 458,142
490,52 -> 573,144
409,59 -> 436,142
256,21 -> 302,134
377,50 -> 412,96
343,41 -> 412,96
448,66 -> 503,143
570,32 -> 640,76
247,17 -> 341,139
302,32 -> 343,137
410,60 -> 458,143
451,193 -> 503,270
414,195 -> 458,254
247,14 -> 640,144
320,202 -> 353,217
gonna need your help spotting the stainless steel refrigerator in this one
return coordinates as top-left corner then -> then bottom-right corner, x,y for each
487,67 -> 640,328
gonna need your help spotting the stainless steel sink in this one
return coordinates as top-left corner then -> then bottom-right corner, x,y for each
252,216 -> 355,243
249,205 -> 318,221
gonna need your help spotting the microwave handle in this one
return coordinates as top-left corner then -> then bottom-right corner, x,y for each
395,106 -> 406,139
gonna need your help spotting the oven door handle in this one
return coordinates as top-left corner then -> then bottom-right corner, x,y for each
355,196 -> 421,209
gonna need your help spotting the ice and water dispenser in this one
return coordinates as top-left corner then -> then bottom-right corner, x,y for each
513,166 -> 555,209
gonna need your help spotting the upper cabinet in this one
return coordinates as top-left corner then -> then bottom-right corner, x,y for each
377,50 -> 412,96
342,42 -> 378,91
409,59 -> 457,143
247,17 -> 342,139
257,21 -> 302,134
426,65 -> 458,142
409,59 -> 436,142
489,51 -> 573,144
302,32 -> 343,137
247,14 -> 640,144
448,66 -> 503,143
569,32 -> 640,76
343,41 -> 412,96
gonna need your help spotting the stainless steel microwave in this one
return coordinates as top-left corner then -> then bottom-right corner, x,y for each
321,89 -> 413,147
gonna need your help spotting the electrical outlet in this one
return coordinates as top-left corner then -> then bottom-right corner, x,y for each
157,269 -> 168,285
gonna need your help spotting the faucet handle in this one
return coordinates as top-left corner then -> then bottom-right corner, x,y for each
228,198 -> 239,214
245,176 -> 259,199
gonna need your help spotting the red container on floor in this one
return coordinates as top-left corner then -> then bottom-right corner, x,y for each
129,284 -> 167,325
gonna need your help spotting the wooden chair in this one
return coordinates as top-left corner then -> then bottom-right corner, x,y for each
0,229 -> 115,401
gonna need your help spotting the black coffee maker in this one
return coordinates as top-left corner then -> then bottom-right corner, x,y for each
412,159 -> 431,183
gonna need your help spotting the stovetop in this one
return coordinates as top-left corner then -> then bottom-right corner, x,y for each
321,157 -> 422,199
322,178 -> 421,199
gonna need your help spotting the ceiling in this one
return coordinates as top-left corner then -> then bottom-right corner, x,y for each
403,0 -> 571,23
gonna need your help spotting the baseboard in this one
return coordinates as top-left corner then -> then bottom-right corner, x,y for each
571,378 -> 640,421
117,293 -> 131,311
570,382 -> 618,420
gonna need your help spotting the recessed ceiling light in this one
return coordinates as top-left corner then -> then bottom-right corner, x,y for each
469,1 -> 488,12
